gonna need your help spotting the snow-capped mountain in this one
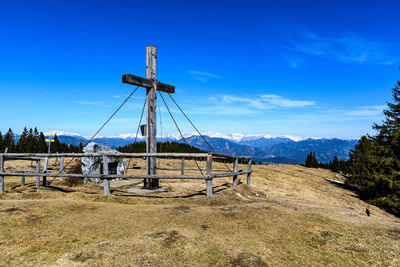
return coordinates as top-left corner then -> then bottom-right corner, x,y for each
47,131 -> 358,164
44,130 -> 82,137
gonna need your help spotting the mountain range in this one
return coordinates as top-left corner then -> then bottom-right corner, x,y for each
44,131 -> 358,164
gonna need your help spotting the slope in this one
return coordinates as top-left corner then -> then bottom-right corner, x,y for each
0,160 -> 399,266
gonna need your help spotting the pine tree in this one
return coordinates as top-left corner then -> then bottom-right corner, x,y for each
37,132 -> 48,153
3,128 -> 15,152
331,155 -> 340,172
33,127 -> 39,152
312,152 -> 319,168
304,152 -> 318,168
26,128 -> 35,153
305,152 -> 313,167
16,127 -> 28,152
348,81 -> 400,216
52,134 -> 61,153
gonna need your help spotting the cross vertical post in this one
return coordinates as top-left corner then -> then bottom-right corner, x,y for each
145,45 -> 158,189
122,45 -> 175,190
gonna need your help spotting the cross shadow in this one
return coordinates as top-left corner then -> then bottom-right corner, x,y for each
111,182 -> 235,199
8,180 -> 242,199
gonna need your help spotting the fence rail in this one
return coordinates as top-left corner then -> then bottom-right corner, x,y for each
0,152 -> 252,198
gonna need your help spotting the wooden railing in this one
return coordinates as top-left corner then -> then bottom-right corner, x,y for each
0,152 -> 252,198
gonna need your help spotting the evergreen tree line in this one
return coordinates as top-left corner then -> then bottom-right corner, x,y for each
0,127 -> 82,153
303,81 -> 400,217
117,141 -> 204,154
117,141 -> 240,164
346,81 -> 400,216
304,153 -> 350,173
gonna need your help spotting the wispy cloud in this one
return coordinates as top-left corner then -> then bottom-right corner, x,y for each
249,105 -> 385,125
219,95 -> 272,110
287,32 -> 390,64
380,61 -> 394,65
195,77 -> 208,83
287,59 -> 298,68
74,101 -> 105,106
261,94 -> 315,108
216,94 -> 315,109
345,105 -> 386,117
189,70 -> 222,81
190,94 -> 316,115
189,105 -> 258,115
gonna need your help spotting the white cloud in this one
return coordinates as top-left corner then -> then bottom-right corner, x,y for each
345,105 -> 385,117
189,70 -> 222,79
287,59 -> 298,68
195,77 -> 208,83
260,94 -> 315,108
74,101 -> 105,106
189,105 -> 257,115
219,95 -> 273,110
380,61 -> 394,65
196,93 -> 316,115
288,32 -> 388,64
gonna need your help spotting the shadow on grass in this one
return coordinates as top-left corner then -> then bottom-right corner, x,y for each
11,182 -> 76,193
8,180 -> 243,199
111,182 -> 238,199
7,177 -> 247,199
326,179 -> 359,194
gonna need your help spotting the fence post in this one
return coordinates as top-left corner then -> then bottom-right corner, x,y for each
206,153 -> 213,198
59,156 -> 64,181
247,159 -> 252,186
0,155 -> 4,193
181,157 -> 185,176
233,158 -> 238,186
103,155 -> 110,196
21,176 -> 25,186
42,157 -> 49,186
36,160 -> 41,188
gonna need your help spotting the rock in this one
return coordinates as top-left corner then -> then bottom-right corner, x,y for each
81,143 -> 127,183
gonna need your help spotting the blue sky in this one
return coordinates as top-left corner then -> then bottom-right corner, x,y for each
1,0 -> 399,139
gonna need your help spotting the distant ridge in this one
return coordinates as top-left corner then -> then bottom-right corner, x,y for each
44,131 -> 331,142
44,131 -> 357,164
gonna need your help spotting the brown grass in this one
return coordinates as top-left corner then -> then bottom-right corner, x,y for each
62,159 -> 84,186
0,159 -> 399,266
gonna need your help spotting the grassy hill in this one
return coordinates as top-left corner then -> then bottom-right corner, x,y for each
0,159 -> 399,266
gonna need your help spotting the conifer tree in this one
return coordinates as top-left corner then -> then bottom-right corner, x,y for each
26,128 -> 35,153
304,152 -> 318,168
52,134 -> 61,152
312,152 -> 319,168
331,155 -> 340,172
348,81 -> 400,216
16,127 -> 28,152
3,128 -> 15,152
37,132 -> 48,153
305,152 -> 313,167
33,127 -> 39,152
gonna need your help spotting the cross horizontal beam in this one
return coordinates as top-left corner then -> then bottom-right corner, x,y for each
122,74 -> 175,93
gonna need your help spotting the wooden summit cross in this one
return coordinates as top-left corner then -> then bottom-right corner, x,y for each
122,46 -> 175,189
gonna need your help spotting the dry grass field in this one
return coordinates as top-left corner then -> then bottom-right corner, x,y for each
0,158 -> 399,266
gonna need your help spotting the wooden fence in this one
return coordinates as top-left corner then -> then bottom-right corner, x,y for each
0,152 -> 252,198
